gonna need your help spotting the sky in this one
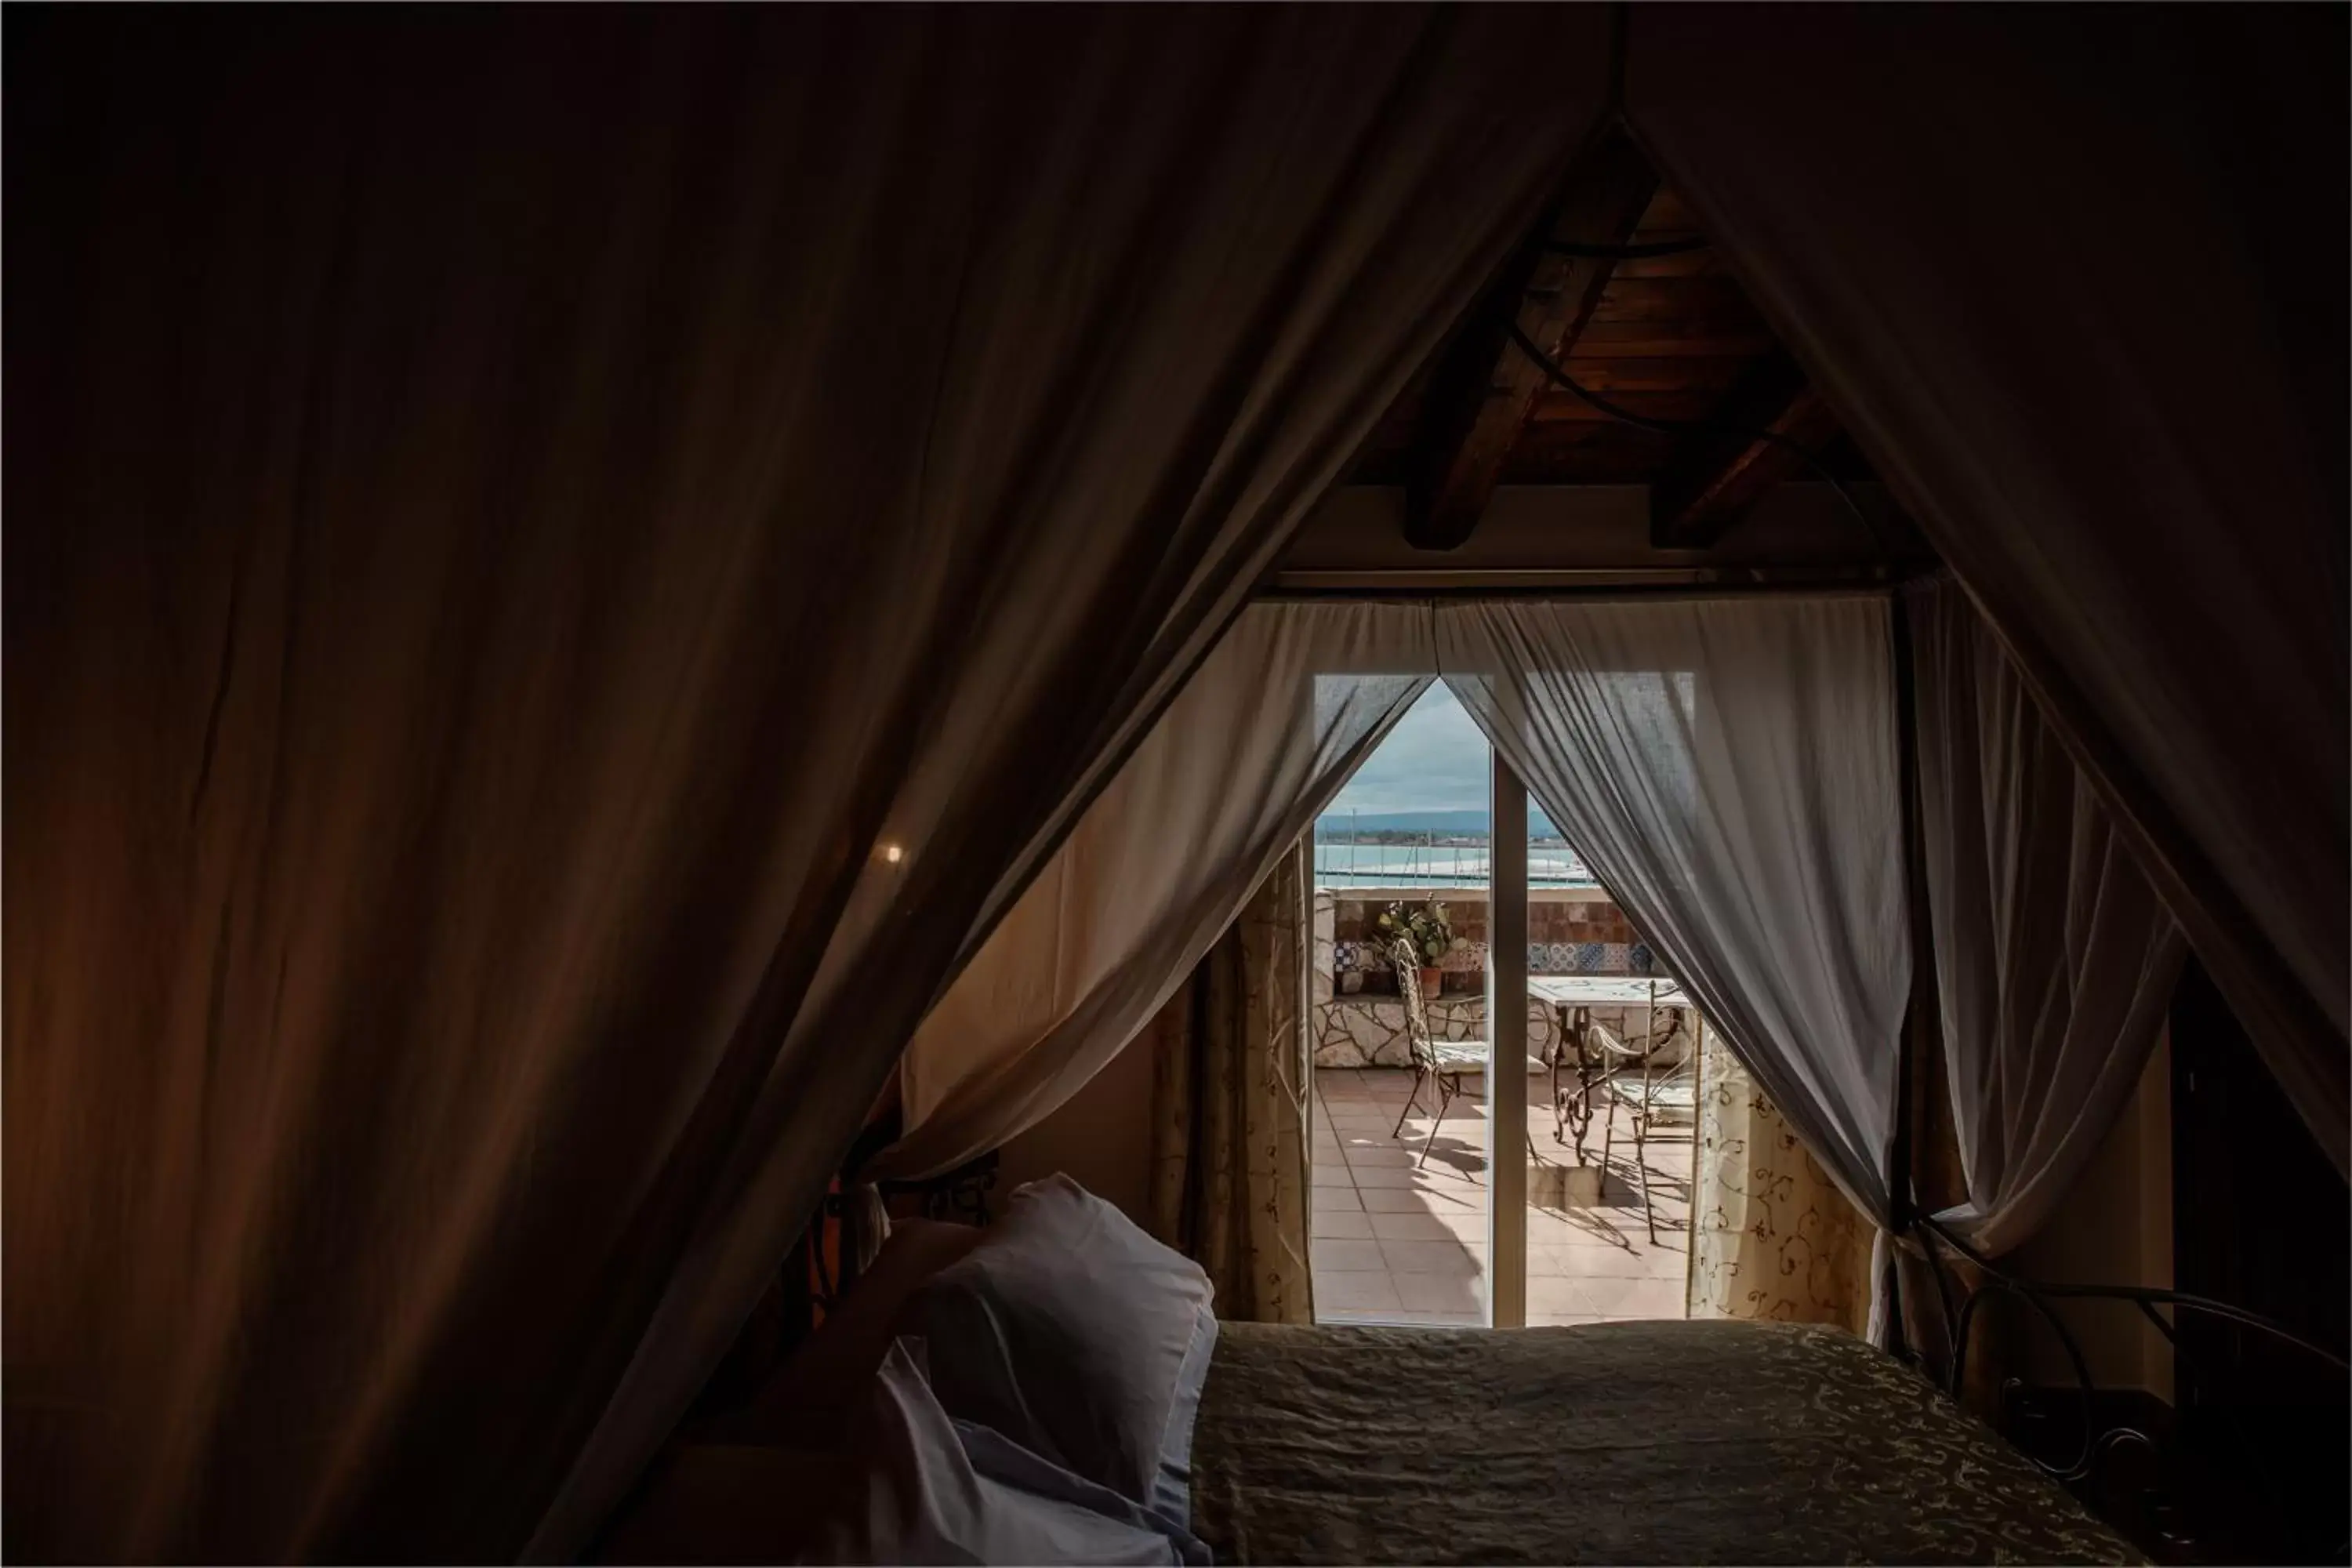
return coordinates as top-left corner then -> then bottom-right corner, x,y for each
1327,681 -> 1490,814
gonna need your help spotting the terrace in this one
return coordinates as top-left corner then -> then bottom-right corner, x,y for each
1310,1065 -> 1692,1327
1303,885 -> 1697,1327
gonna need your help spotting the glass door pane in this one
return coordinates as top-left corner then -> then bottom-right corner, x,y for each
1523,797 -> 1699,1326
1308,683 -> 1490,1327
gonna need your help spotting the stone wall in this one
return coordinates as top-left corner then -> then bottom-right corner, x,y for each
1310,885 -> 1666,1069
1312,992 -> 1566,1070
1325,887 -> 1653,998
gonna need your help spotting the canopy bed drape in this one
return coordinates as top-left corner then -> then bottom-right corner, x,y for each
4,11 -> 1609,1561
1908,577 -> 2189,1258
869,603 -> 1434,1190
1435,597 -> 1913,1227
1628,3 -> 2348,1173
16,5 -> 2344,1559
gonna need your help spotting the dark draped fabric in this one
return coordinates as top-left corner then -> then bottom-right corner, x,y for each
1629,5 -> 2349,1172
3,11 -> 1606,1560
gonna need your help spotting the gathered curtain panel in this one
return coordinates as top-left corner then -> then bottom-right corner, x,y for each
1909,577 -> 2189,1257
1688,1033 -> 1875,1338
1146,845 -> 1317,1325
869,603 -> 1434,1186
1628,5 -> 2348,1172
5,12 -> 1608,1563
1436,597 -> 1912,1223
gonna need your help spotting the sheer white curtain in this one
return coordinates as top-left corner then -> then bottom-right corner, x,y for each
866,601 -> 1434,1185
1911,579 -> 2187,1256
1436,596 -> 1911,1221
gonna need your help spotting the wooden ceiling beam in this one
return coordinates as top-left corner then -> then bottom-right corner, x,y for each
1647,349 -> 1844,550
1402,134 -> 1657,551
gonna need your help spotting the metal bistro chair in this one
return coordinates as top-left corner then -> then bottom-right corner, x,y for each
1386,939 -> 1547,1171
1386,938 -> 1487,1169
1599,1005 -> 1698,1243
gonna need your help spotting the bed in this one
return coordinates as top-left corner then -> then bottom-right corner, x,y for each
1191,1319 -> 2138,1566
631,1192 -> 2144,1565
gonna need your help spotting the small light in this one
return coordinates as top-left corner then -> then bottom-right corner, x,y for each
881,844 -> 903,864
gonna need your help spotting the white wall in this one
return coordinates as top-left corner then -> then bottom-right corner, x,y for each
993,1030 -> 1157,1225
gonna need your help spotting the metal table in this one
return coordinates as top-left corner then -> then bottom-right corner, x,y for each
1527,975 -> 1697,1162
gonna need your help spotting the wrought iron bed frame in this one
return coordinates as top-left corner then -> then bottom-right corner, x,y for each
1901,1211 -> 2350,1560
765,1108 -> 2347,1557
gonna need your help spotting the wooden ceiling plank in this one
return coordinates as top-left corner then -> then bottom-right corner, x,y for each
1527,388 -> 1726,424
1569,321 -> 1777,358
1402,133 -> 1659,550
1649,349 -> 1846,549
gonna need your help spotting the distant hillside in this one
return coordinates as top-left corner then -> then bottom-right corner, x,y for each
1317,806 -> 1563,837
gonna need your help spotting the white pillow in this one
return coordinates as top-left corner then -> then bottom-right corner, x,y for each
804,1338 -> 1200,1566
901,1174 -> 1218,1526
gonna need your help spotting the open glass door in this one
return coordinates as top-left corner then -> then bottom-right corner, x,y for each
1517,791 -> 1699,1327
1308,683 -> 1495,1327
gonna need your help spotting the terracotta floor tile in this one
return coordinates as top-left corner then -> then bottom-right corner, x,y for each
1381,1238 -> 1483,1275
1555,1240 -> 1687,1279
1525,1245 -> 1596,1278
1367,1210 -> 1461,1242
1347,1163 -> 1438,1189
1577,1275 -> 1685,1317
1358,1185 -> 1479,1214
1315,1063 -> 1696,1330
1314,1271 -> 1402,1313
1311,1207 -> 1374,1239
1525,1276 -> 1596,1317
1312,1238 -> 1388,1273
1396,1271 -> 1483,1314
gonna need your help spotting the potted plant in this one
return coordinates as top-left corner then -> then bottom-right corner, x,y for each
1374,899 -> 1457,1000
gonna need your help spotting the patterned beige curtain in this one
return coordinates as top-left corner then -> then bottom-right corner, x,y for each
1147,845 -> 1314,1323
1689,1033 -> 1875,1335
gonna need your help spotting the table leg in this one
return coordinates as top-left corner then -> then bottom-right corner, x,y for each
1564,1005 -> 1600,1164
1550,1004 -> 1569,1146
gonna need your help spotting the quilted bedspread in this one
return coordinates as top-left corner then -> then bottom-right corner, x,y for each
1190,1318 -> 2138,1565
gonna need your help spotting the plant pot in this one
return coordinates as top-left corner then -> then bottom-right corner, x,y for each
1419,965 -> 1444,1001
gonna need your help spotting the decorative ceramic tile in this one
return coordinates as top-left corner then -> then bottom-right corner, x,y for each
1600,942 -> 1628,972
1572,942 -> 1606,971
1628,942 -> 1654,974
